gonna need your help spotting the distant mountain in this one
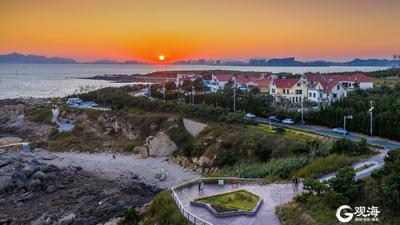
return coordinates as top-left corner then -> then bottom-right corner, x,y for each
84,59 -> 122,64
0,53 -> 77,64
1,52 -> 398,66
247,57 -> 398,67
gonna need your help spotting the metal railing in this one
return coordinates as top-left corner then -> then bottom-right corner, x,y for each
170,177 -> 263,225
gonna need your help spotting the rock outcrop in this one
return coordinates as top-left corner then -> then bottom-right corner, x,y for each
183,118 -> 207,137
137,132 -> 177,158
97,114 -> 139,140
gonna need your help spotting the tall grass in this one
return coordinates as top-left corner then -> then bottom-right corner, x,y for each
219,156 -> 309,179
294,154 -> 359,178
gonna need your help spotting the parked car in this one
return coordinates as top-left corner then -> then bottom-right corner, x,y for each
282,118 -> 294,125
268,116 -> 280,123
333,127 -> 349,135
245,113 -> 256,119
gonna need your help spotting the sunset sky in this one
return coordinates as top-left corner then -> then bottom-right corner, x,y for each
0,0 -> 399,62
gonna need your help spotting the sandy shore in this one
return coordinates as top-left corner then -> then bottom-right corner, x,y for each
37,150 -> 200,189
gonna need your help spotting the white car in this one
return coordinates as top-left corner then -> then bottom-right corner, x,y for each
245,113 -> 256,119
333,128 -> 349,135
282,118 -> 294,125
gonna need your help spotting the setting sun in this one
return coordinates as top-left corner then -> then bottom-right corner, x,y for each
159,55 -> 165,61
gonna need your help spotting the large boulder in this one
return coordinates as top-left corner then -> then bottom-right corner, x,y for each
32,171 -> 46,180
54,213 -> 76,225
138,132 -> 177,157
29,179 -> 42,192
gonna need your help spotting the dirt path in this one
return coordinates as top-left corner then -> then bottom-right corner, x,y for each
38,150 -> 200,189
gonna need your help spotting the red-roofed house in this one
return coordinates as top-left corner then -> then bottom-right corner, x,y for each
270,79 -> 308,103
307,79 -> 347,104
248,77 -> 271,93
327,73 -> 373,90
205,74 -> 233,92
301,72 -> 326,86
233,75 -> 256,90
175,73 -> 197,87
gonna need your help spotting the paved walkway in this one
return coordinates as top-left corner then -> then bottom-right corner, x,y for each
319,150 -> 387,182
175,182 -> 303,225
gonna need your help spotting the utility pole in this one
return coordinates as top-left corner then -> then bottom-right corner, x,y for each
301,99 -> 304,124
369,101 -> 374,136
233,84 -> 237,112
162,83 -> 166,101
191,85 -> 195,105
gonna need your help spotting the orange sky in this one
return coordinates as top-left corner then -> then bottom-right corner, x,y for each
0,0 -> 399,62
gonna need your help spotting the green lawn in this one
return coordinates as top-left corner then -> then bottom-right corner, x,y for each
194,189 -> 260,212
354,162 -> 375,173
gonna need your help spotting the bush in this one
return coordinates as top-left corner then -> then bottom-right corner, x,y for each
25,106 -> 53,124
143,192 -> 191,225
303,178 -> 328,196
254,140 -> 273,162
48,128 -> 59,137
167,126 -> 194,157
331,138 -> 371,155
119,208 -> 141,225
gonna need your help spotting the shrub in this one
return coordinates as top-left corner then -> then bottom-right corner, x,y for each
167,126 -> 194,157
303,178 -> 328,196
331,138 -> 371,155
119,208 -> 141,225
254,140 -> 273,162
48,128 -> 59,137
143,192 -> 191,225
25,106 -> 53,124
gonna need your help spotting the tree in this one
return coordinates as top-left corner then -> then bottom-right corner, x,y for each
165,81 -> 177,91
303,178 -> 328,196
329,167 -> 365,202
181,80 -> 192,93
371,150 -> 400,216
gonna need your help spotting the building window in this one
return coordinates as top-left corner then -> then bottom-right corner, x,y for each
309,93 -> 312,97
296,90 -> 302,95
333,93 -> 337,98
272,88 -> 275,93
337,85 -> 340,90
313,93 -> 316,98
319,93 -> 323,98
297,83 -> 301,87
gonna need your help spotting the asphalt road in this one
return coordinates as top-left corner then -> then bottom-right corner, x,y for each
255,117 -> 400,150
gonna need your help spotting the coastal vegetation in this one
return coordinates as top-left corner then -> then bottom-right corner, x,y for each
142,191 -> 191,225
277,150 -> 400,224
25,105 -> 53,125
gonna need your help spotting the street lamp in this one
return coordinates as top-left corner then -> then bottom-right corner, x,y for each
368,101 -> 374,136
343,115 -> 353,136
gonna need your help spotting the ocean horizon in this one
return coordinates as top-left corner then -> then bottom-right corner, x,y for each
0,63 -> 389,99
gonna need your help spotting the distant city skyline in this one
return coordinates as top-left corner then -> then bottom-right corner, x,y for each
1,0 -> 399,62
